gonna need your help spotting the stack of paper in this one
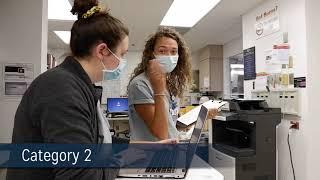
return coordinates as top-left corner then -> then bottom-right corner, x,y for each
177,100 -> 227,127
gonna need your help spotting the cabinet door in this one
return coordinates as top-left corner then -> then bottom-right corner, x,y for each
199,47 -> 209,61
199,59 -> 210,92
210,58 -> 223,91
209,147 -> 236,180
199,45 -> 223,60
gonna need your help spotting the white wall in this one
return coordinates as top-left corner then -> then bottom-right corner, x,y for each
305,0 -> 320,179
119,51 -> 142,95
242,0 -> 308,180
0,0 -> 48,143
0,0 -> 48,178
126,51 -> 142,78
223,37 -> 243,97
41,1 -> 48,73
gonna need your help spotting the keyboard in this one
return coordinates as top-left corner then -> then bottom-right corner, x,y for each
145,150 -> 178,174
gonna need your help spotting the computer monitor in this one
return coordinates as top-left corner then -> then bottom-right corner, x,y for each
107,98 -> 129,114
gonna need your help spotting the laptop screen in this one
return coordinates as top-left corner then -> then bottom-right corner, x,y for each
107,98 -> 129,113
186,105 -> 208,168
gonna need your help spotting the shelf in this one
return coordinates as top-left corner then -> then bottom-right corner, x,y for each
106,117 -> 129,121
251,88 -> 298,93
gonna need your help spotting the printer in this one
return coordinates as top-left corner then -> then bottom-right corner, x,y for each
209,99 -> 281,180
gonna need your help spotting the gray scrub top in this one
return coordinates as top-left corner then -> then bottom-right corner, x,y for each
128,73 -> 179,141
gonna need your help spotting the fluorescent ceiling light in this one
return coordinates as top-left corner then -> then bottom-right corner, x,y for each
230,64 -> 244,69
48,0 -> 76,20
231,70 -> 244,75
160,0 -> 221,27
54,31 -> 71,44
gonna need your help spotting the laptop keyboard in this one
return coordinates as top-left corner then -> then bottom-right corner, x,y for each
145,150 -> 178,173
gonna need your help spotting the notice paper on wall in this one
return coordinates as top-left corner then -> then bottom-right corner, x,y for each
2,63 -> 34,97
265,44 -> 290,65
272,44 -> 290,64
254,75 -> 268,91
265,49 -> 282,74
255,5 -> 280,39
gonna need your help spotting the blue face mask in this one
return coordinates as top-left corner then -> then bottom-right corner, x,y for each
154,55 -> 179,73
102,49 -> 127,80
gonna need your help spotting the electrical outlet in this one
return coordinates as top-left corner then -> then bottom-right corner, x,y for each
290,121 -> 299,130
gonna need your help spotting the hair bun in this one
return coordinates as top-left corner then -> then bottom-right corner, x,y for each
71,0 -> 99,19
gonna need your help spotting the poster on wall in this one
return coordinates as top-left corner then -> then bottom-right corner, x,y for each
243,47 -> 256,80
265,44 -> 290,66
2,63 -> 34,97
255,5 -> 280,39
264,49 -> 282,74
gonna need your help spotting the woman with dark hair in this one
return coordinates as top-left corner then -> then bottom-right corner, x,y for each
6,1 -> 175,180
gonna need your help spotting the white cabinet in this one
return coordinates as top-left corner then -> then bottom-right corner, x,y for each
198,45 -> 223,92
209,147 -> 236,180
199,45 -> 223,60
210,58 -> 223,91
199,58 -> 210,91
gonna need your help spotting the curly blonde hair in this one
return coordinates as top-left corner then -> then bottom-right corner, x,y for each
129,27 -> 192,98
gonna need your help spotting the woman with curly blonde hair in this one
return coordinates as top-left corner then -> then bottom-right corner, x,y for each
127,27 -> 192,141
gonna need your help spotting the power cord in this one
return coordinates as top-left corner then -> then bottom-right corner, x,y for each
287,128 -> 296,180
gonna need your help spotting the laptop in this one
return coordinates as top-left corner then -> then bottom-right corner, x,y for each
118,105 -> 209,179
107,98 -> 129,117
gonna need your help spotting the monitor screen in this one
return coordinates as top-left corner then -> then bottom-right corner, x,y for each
107,98 -> 129,113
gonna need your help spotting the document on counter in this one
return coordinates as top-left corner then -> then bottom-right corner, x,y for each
177,100 -> 227,127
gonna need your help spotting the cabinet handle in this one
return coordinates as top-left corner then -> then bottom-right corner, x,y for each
215,156 -> 223,161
